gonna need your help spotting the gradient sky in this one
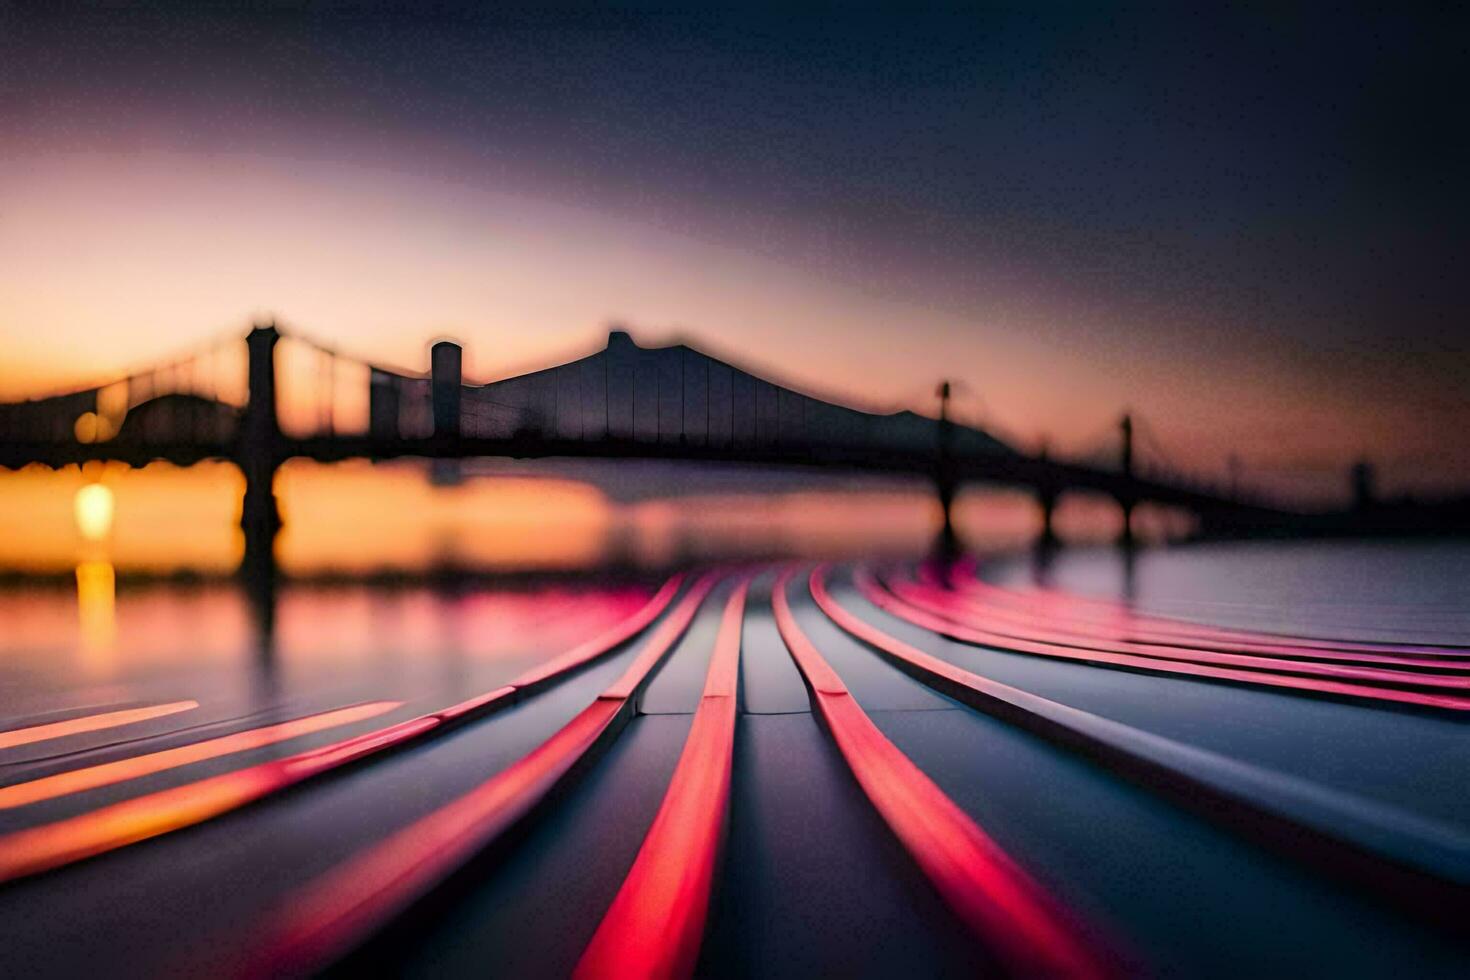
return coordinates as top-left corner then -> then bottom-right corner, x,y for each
2,3 -> 1466,494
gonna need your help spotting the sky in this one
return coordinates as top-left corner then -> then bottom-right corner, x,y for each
1,3 -> 1466,495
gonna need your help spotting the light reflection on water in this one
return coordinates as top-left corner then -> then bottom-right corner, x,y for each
0,578 -> 651,701
0,539 -> 1462,706
73,560 -> 117,668
0,459 -> 1188,576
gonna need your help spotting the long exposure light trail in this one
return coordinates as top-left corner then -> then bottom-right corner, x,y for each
855,570 -> 1470,711
912,564 -> 1470,668
245,573 -> 721,978
575,579 -> 749,980
952,560 -> 1470,656
0,577 -> 682,884
812,565 -> 1470,927
888,575 -> 1470,688
773,569 -> 1117,980
0,701 -> 401,809
0,702 -> 199,751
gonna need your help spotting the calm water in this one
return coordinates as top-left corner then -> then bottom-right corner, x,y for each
0,577 -> 655,720
3,539 -> 1467,709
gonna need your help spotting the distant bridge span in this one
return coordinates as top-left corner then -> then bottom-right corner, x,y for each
0,429 -> 1290,523
5,322 -> 1431,596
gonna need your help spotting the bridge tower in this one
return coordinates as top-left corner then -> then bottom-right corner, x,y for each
430,340 -> 463,485
239,324 -> 281,639
431,341 -> 462,440
1117,412 -> 1136,547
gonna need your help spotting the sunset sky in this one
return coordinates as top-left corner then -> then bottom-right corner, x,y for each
2,4 -> 1466,492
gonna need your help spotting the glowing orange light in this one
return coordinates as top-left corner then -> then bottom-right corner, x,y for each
74,482 -> 114,542
0,700 -> 401,809
75,559 -> 117,654
0,701 -> 198,752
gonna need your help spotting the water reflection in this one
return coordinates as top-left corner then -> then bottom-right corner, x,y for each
0,577 -> 654,700
1120,544 -> 1138,604
74,560 -> 117,665
2,460 -> 1077,576
1028,536 -> 1057,590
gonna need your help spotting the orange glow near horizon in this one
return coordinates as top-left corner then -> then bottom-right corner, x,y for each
275,460 -> 611,573
4,147 -> 1462,497
0,147 -> 1390,572
0,461 -> 244,574
0,458 -> 1162,576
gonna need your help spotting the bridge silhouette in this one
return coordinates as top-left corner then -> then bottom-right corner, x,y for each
3,322 -> 1464,605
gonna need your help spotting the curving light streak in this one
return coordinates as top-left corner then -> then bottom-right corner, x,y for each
0,701 -> 198,752
771,568 -> 1118,980
0,701 -> 402,809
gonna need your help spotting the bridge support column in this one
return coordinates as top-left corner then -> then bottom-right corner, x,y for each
239,324 -> 281,653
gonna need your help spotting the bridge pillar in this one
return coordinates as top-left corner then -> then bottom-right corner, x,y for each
239,324 -> 281,650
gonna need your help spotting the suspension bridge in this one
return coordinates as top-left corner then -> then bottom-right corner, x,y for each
1,323 -> 1462,591
0,325 -> 1292,515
